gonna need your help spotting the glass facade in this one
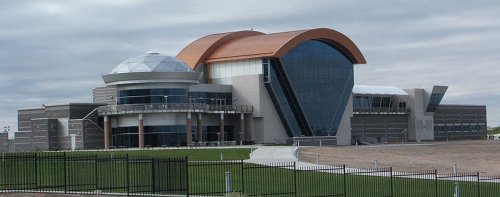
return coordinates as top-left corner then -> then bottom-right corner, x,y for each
117,89 -> 232,105
434,124 -> 484,133
117,88 -> 188,104
114,89 -> 234,148
188,92 -> 232,105
264,40 -> 354,136
426,93 -> 445,112
353,96 -> 392,110
111,125 -> 233,147
264,58 -> 307,137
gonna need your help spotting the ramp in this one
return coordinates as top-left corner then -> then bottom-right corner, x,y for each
248,146 -> 299,162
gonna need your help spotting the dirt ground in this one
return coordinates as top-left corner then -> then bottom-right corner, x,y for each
299,140 -> 500,176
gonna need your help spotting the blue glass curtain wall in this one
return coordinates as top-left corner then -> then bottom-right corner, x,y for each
264,40 -> 354,137
264,58 -> 310,137
117,88 -> 188,105
426,93 -> 445,112
111,125 -> 233,147
188,92 -> 232,105
353,96 -> 393,110
116,88 -> 233,105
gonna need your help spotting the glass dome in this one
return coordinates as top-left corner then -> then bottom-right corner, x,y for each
110,52 -> 193,74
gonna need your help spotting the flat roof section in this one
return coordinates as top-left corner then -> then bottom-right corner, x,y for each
353,85 -> 409,96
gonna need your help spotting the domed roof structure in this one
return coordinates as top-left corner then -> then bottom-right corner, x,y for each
110,52 -> 193,74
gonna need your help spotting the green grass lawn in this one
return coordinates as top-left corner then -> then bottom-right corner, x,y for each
189,164 -> 500,197
75,148 -> 252,161
1,149 -> 500,196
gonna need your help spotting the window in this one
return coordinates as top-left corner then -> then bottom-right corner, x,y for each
266,40 -> 354,136
117,88 -> 187,104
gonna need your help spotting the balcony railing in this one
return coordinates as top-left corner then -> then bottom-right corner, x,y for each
353,107 -> 410,114
97,103 -> 253,116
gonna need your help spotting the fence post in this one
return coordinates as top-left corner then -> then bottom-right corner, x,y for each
185,156 -> 189,197
126,154 -> 130,196
34,152 -> 38,191
477,171 -> 480,197
390,167 -> 394,197
152,158 -> 156,194
343,164 -> 347,197
95,154 -> 99,192
294,162 -> 297,197
63,152 -> 67,194
240,159 -> 245,194
434,169 -> 438,197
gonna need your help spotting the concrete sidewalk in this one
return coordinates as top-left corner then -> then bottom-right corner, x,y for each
245,146 -> 343,169
248,146 -> 298,161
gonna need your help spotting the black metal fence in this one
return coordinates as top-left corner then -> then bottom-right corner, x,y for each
1,152 -> 500,196
0,152 -> 187,196
187,161 -> 500,197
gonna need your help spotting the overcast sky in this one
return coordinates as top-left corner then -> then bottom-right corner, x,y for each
1,0 -> 499,136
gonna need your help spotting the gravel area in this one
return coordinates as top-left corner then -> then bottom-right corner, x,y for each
299,140 -> 500,176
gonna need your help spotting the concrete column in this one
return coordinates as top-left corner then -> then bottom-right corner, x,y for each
103,116 -> 110,150
186,112 -> 192,146
138,113 -> 144,148
240,113 -> 245,145
220,113 -> 225,142
197,113 -> 202,142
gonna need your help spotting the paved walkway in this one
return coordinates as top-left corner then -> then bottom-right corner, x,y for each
248,146 -> 298,161
245,146 -> 328,168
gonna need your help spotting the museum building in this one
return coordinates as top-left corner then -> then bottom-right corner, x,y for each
7,28 -> 487,152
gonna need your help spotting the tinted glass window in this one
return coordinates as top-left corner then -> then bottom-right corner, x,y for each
117,88 -> 188,104
111,125 -> 233,147
268,40 -> 354,136
187,92 -> 233,105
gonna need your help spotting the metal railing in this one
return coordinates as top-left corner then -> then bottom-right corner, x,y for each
0,152 -> 187,196
292,136 -> 337,146
353,107 -> 410,114
97,103 -> 253,115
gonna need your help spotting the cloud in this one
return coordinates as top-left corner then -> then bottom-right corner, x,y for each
0,0 -> 499,133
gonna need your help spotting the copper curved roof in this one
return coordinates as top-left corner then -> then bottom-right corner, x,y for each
176,28 -> 366,69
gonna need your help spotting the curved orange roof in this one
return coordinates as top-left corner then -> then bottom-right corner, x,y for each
176,31 -> 264,69
176,28 -> 366,69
